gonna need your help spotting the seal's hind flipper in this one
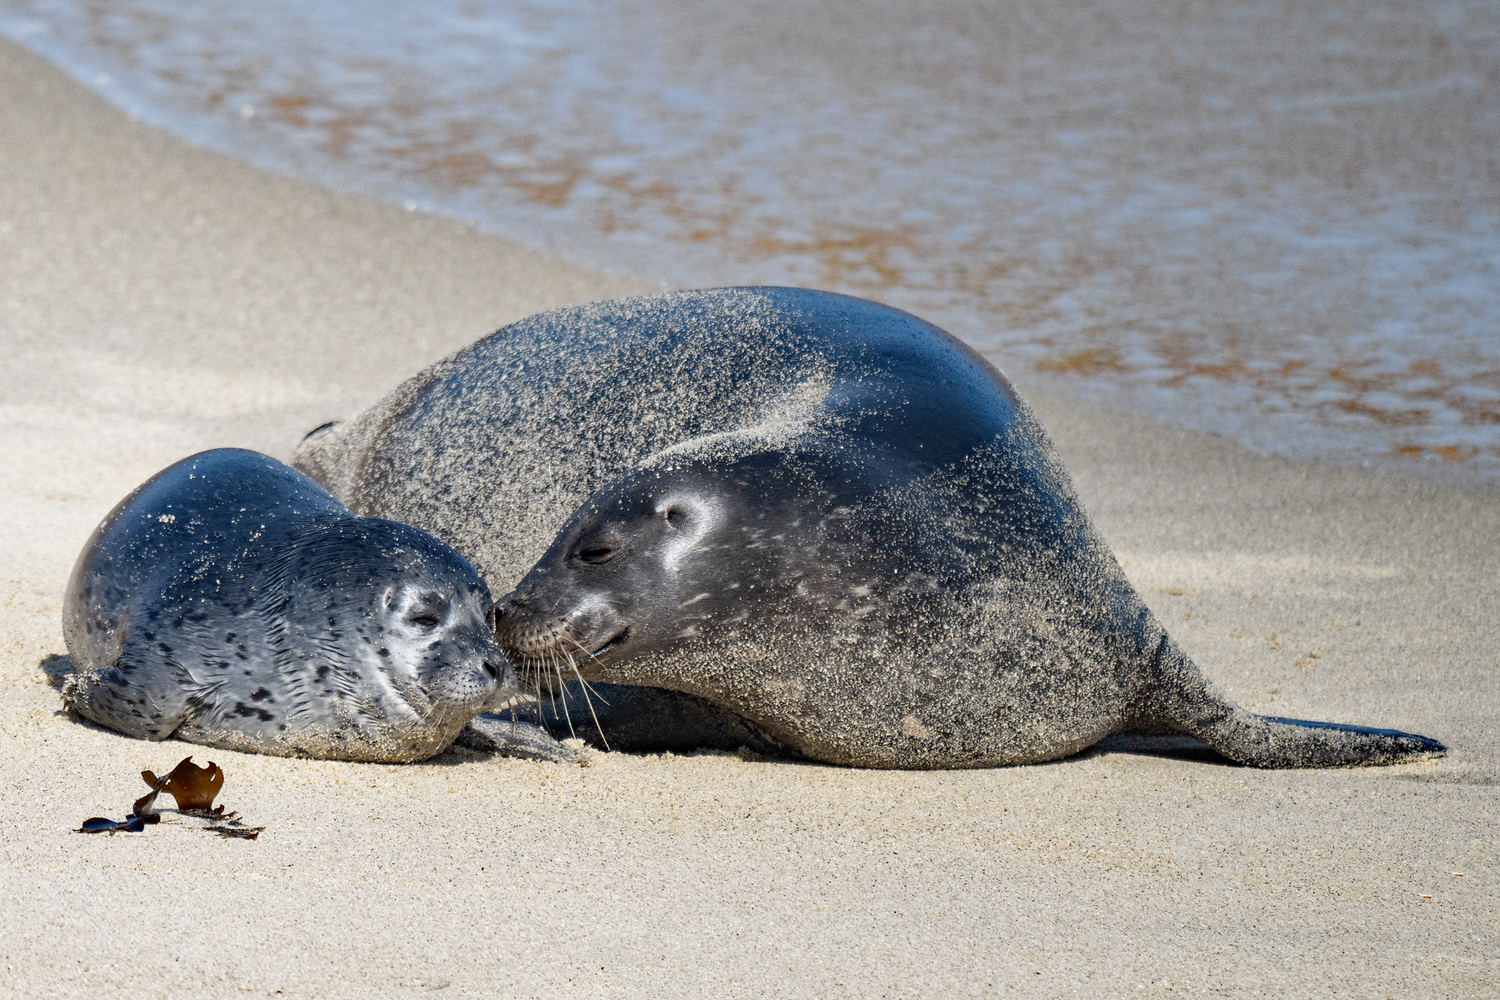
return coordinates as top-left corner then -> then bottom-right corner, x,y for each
1184,707 -> 1443,767
1146,634 -> 1445,768
1243,714 -> 1443,766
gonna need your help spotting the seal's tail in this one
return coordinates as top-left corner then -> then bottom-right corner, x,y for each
1145,633 -> 1444,768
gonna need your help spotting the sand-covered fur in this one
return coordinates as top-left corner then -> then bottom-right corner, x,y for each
298,289 -> 1442,768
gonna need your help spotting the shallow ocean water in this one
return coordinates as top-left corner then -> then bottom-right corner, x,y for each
4,0 -> 1498,478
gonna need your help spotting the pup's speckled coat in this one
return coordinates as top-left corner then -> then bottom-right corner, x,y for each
63,448 -> 519,761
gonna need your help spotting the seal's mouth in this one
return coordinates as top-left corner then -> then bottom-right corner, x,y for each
590,627 -> 630,659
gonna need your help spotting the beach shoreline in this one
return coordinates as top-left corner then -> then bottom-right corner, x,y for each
8,0 -> 1499,483
2,37 -> 1495,998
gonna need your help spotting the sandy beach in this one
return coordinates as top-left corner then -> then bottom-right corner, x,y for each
1,35 -> 1495,999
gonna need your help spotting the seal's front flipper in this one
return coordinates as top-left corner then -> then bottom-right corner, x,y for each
1147,635 -> 1445,768
455,713 -> 585,764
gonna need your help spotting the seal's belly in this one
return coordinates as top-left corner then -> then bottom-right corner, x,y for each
174,711 -> 468,762
627,619 -> 1142,768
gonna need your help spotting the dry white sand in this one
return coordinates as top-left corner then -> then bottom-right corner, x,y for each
1,37 -> 1495,999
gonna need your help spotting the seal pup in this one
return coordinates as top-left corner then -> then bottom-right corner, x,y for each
295,287 -> 1445,768
63,448 -> 523,762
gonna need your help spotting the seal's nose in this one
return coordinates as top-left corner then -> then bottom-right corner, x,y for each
482,659 -> 500,679
491,594 -> 532,640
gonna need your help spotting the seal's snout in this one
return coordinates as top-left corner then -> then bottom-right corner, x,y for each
489,591 -> 529,631
475,650 -> 524,713
494,611 -> 575,659
493,586 -> 628,677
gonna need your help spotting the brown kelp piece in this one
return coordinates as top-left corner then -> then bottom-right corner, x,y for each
142,756 -> 224,812
132,772 -> 169,818
79,757 -> 258,838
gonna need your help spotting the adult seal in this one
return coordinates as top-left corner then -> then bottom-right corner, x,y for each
62,448 -> 521,762
295,287 -> 1444,768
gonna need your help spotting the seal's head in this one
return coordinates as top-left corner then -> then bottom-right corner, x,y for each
218,518 -> 524,757
494,464 -> 739,680
286,519 -> 516,701
493,451 -> 897,697
59,446 -> 523,762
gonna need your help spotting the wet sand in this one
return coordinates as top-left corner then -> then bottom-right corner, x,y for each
0,38 -> 1494,998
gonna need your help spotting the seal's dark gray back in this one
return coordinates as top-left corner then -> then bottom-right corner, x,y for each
63,448 -> 350,679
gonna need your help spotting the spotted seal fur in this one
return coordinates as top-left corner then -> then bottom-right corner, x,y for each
62,448 -> 521,762
295,287 -> 1444,768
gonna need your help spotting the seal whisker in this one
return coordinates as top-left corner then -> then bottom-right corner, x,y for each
549,651 -> 567,724
551,653 -> 577,738
519,652 -> 554,727
559,646 -> 610,752
535,652 -> 560,716
557,636 -> 614,706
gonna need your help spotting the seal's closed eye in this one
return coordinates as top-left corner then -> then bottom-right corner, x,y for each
397,590 -> 454,632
